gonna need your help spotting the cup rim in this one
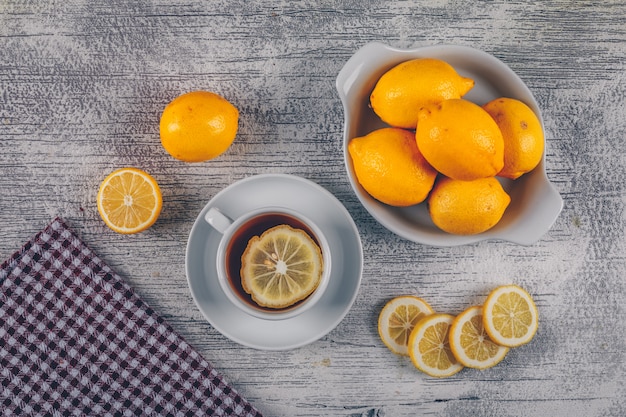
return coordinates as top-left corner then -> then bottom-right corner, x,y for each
214,205 -> 332,321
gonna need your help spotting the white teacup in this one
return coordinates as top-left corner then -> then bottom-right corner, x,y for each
205,206 -> 332,321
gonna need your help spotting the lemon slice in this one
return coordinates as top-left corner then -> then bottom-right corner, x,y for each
408,314 -> 463,378
240,225 -> 323,309
482,285 -> 539,347
378,296 -> 434,356
97,167 -> 162,234
449,306 -> 509,369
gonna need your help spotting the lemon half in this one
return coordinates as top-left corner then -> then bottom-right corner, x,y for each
97,167 -> 162,234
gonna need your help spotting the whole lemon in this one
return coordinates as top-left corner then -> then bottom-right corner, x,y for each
370,58 -> 474,129
483,97 -> 544,179
348,127 -> 438,207
416,99 -> 504,181
160,91 -> 239,162
428,177 -> 510,235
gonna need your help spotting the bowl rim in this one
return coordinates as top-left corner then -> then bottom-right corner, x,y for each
337,42 -> 563,246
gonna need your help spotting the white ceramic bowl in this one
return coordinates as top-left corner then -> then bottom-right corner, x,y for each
337,42 -> 563,246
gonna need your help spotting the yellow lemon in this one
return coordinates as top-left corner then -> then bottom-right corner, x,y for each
241,225 -> 323,309
370,58 -> 474,129
408,314 -> 464,378
97,167 -> 162,234
483,97 -> 545,179
378,296 -> 435,356
428,177 -> 511,235
416,99 -> 504,181
160,90 -> 239,162
348,127 -> 437,207
449,306 -> 509,369
482,285 -> 539,348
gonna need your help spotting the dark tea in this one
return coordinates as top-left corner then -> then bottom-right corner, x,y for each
224,212 -> 322,312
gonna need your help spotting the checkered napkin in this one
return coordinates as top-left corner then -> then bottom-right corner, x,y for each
0,218 -> 263,417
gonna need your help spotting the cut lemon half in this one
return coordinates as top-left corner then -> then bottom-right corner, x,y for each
449,306 -> 509,369
482,285 -> 539,347
241,225 -> 323,309
408,314 -> 463,378
378,296 -> 434,356
97,167 -> 162,234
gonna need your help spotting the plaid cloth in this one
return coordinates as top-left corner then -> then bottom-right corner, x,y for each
0,218 -> 263,417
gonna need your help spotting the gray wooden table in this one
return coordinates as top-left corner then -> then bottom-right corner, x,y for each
1,1 -> 625,416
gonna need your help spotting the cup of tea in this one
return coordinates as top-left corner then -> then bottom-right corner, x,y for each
205,206 -> 332,321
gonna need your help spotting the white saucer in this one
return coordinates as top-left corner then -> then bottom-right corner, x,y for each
185,174 -> 363,350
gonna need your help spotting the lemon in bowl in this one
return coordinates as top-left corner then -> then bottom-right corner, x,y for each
336,42 -> 563,246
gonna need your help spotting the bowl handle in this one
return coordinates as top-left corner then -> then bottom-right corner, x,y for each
505,177 -> 563,245
336,42 -> 404,100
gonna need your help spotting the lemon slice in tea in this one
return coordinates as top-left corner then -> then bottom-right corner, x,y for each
241,224 -> 323,309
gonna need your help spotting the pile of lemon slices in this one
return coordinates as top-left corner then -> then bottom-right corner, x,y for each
378,284 -> 539,378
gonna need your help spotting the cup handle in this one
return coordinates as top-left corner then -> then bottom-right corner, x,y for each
204,207 -> 233,234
